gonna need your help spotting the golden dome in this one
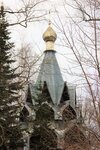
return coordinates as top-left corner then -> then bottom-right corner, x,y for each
43,25 -> 57,42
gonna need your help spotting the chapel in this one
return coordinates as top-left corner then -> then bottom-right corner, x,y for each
20,23 -> 88,150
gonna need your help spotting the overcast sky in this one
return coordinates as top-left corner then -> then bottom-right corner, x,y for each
0,0 -> 83,87
1,0 -> 63,50
0,0 -> 89,103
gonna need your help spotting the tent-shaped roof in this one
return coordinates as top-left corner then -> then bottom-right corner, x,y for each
36,51 -> 64,105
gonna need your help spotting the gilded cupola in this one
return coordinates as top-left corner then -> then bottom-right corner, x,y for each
43,24 -> 57,51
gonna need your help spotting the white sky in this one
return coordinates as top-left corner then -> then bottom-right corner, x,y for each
2,0 -> 63,50
1,0 -> 85,95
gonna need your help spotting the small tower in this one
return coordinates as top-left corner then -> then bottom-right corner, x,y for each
36,24 -> 65,106
20,24 -> 86,150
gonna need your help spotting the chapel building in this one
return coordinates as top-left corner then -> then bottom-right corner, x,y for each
20,24 -> 88,150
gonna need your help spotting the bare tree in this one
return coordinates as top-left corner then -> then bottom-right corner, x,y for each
54,0 -> 100,149
3,0 -> 47,27
18,44 -> 40,83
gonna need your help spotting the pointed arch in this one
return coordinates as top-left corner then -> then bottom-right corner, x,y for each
36,103 -> 54,122
60,82 -> 70,103
20,106 -> 29,122
41,81 -> 53,103
26,85 -> 33,104
62,105 -> 76,121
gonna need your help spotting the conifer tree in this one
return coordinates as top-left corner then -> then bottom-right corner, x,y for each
29,85 -> 57,150
0,5 -> 23,150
